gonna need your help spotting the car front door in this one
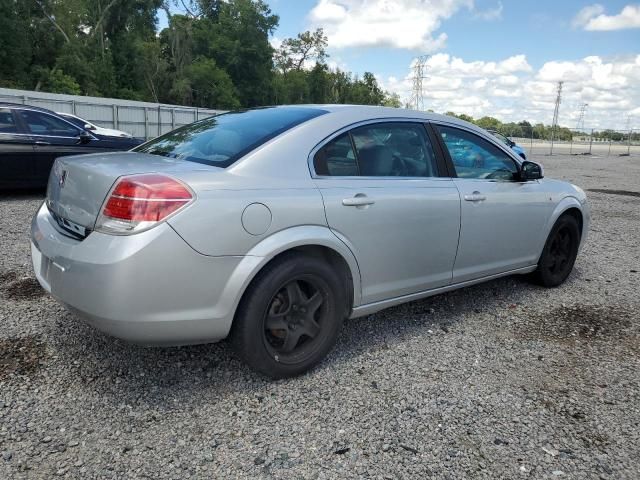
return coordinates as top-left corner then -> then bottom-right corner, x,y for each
15,109 -> 98,185
433,123 -> 552,283
312,121 -> 461,305
0,108 -> 36,188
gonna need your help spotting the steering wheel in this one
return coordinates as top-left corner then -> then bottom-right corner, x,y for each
391,155 -> 409,176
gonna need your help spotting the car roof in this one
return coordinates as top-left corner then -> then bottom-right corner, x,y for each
233,104 -> 481,131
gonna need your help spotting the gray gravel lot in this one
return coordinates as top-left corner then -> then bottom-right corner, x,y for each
1,153 -> 639,479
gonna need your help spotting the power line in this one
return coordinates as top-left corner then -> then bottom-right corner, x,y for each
410,55 -> 429,111
549,81 -> 563,155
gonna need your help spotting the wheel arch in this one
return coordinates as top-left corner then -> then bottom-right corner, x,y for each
218,226 -> 362,338
538,196 -> 586,259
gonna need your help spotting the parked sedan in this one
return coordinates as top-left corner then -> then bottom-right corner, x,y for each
0,103 -> 143,188
31,106 -> 590,378
488,130 -> 527,159
57,112 -> 134,138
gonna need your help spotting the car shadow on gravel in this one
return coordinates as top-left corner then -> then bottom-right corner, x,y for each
38,274 -> 541,402
332,274 -> 540,362
41,270 -> 592,404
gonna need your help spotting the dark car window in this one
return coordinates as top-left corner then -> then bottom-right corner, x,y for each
134,107 -> 327,168
437,125 -> 518,181
314,123 -> 438,177
59,114 -> 87,129
0,108 -> 18,133
351,123 -> 438,177
18,110 -> 80,137
313,133 -> 359,176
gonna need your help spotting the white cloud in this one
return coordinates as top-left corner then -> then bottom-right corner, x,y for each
572,3 -> 640,31
269,36 -> 283,50
474,1 -> 503,21
309,0 -> 473,51
378,53 -> 640,128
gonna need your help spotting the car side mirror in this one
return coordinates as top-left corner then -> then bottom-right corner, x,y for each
84,124 -> 96,131
520,161 -> 543,181
77,131 -> 93,144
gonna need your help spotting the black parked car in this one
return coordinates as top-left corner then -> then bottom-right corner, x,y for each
0,103 -> 144,188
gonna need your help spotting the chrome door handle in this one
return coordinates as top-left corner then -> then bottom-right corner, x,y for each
342,196 -> 375,207
464,191 -> 486,202
34,141 -> 50,146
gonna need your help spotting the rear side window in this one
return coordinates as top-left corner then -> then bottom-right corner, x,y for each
0,108 -> 18,133
135,107 -> 327,168
313,133 -> 359,176
314,122 -> 439,177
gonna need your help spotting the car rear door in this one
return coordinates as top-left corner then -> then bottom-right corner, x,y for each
0,107 -> 36,188
15,109 -> 98,185
312,121 -> 461,305
433,122 -> 552,283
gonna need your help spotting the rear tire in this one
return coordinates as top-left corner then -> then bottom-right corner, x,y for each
532,214 -> 580,287
230,253 -> 346,379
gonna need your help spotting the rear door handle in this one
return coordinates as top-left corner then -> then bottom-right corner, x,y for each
34,141 -> 50,146
464,191 -> 486,202
342,195 -> 375,207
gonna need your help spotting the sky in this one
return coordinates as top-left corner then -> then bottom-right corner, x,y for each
164,1 -> 640,129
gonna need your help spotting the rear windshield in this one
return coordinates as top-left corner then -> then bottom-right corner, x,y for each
133,107 -> 327,168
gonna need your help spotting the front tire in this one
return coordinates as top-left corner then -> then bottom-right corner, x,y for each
533,214 -> 580,287
230,253 -> 346,379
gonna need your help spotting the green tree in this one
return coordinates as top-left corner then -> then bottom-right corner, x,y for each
185,58 -> 240,108
275,28 -> 328,73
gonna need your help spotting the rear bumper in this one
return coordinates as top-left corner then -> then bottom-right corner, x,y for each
31,203 -> 255,345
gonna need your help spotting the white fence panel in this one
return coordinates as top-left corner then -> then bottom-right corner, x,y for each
0,87 -> 224,139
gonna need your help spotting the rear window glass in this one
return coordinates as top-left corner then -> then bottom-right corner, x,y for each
134,107 -> 327,168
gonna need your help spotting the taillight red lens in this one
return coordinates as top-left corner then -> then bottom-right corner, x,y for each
102,174 -> 193,222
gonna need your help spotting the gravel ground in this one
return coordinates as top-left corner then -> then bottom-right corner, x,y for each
1,154 -> 639,479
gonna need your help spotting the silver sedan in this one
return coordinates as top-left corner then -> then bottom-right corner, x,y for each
31,106 -> 590,378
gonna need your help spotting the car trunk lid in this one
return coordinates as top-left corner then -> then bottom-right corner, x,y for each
46,152 -> 219,234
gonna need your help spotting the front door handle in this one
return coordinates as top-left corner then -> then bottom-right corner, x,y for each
342,195 -> 375,207
464,191 -> 486,202
34,141 -> 50,146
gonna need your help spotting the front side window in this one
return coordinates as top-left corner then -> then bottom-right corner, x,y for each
135,107 -> 327,168
0,108 -> 18,134
437,125 -> 518,181
18,110 -> 80,137
313,122 -> 438,177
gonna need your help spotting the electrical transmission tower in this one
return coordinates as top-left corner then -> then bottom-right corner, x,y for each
576,103 -> 588,131
410,55 -> 429,111
549,81 -> 563,155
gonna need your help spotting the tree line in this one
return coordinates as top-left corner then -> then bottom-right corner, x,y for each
0,0 -> 400,109
444,113 -> 638,142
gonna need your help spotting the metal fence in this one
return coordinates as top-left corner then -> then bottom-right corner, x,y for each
497,126 -> 639,157
0,87 -> 224,139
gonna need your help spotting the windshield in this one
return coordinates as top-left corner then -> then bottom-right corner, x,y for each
134,107 -> 328,168
60,114 -> 86,129
492,132 -> 511,145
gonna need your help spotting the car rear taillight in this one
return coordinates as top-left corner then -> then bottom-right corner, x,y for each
95,174 -> 194,235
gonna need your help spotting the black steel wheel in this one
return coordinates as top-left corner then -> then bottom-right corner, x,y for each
533,214 -> 580,287
231,253 -> 346,378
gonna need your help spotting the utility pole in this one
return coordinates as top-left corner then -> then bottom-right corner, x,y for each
626,116 -> 632,156
576,103 -> 588,132
549,81 -> 563,155
410,55 -> 429,111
